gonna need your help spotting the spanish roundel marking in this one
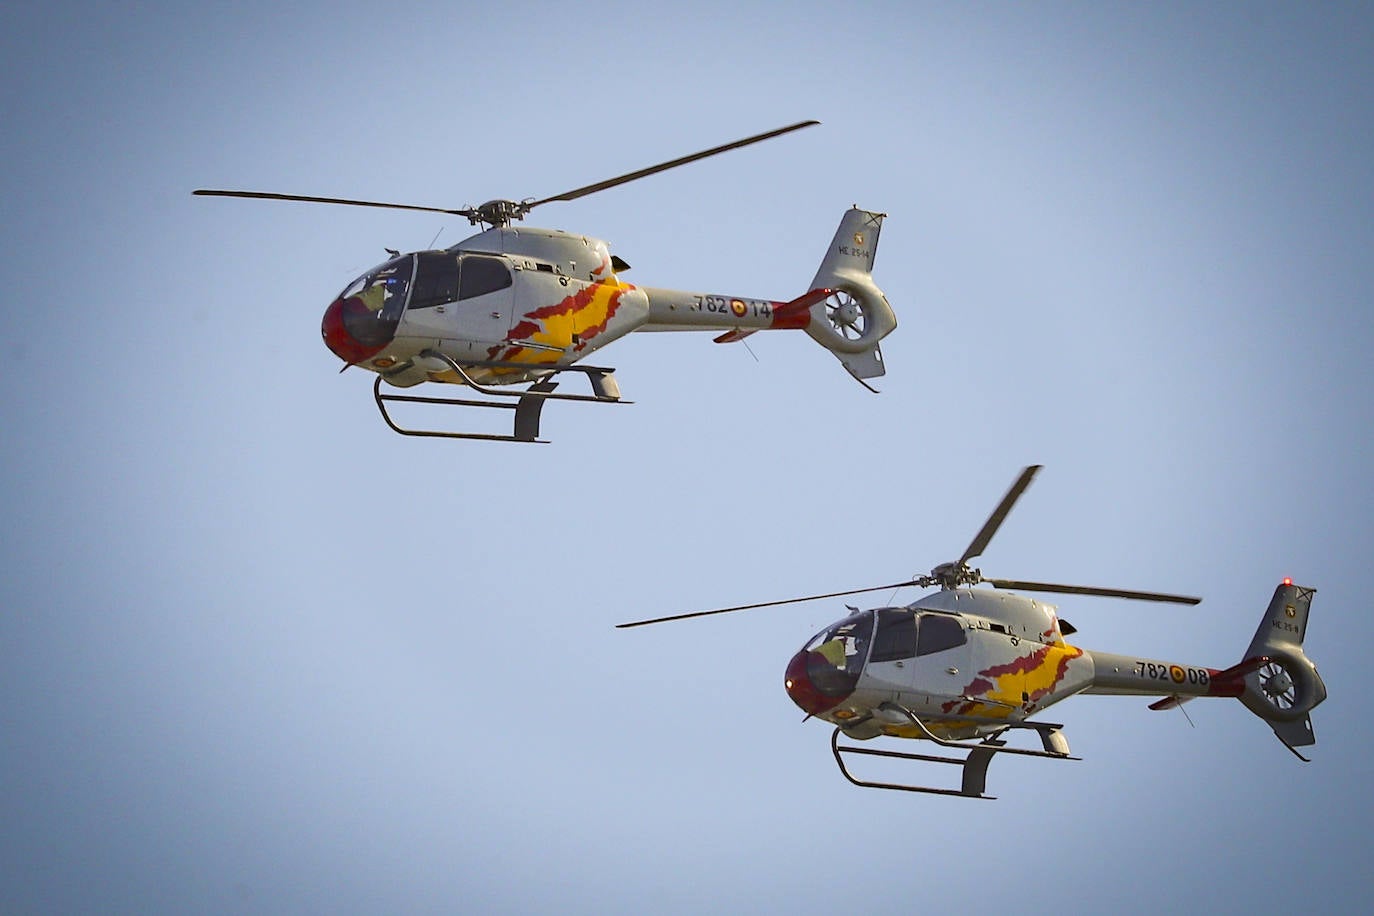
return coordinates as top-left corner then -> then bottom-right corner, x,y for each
730,299 -> 747,318
1170,665 -> 1186,684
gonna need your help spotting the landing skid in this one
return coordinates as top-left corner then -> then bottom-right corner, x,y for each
373,351 -> 631,443
831,704 -> 1079,799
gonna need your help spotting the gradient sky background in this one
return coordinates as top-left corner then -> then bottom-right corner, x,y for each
3,1 -> 1372,912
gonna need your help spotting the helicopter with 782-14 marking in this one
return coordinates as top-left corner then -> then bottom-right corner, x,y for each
196,120 -> 896,442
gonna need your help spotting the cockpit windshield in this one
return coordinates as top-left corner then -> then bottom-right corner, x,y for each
336,255 -> 414,346
801,611 -> 873,697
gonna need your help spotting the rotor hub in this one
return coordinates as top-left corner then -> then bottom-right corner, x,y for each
923,562 -> 983,590
468,199 -> 532,228
1263,669 -> 1294,698
825,292 -> 867,340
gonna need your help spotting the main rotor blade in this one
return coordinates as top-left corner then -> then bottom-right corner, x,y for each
616,579 -> 917,629
958,465 -> 1042,566
527,120 -> 820,209
193,189 -> 474,218
984,578 -> 1202,605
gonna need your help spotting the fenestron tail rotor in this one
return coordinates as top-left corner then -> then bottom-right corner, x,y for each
824,291 -> 868,341
617,465 -> 1201,629
1256,660 -> 1299,712
195,120 -> 820,229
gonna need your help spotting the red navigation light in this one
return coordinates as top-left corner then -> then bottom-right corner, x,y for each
1282,577 -> 1293,587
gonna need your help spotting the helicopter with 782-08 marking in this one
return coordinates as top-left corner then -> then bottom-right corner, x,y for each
196,121 -> 895,442
620,466 -> 1328,799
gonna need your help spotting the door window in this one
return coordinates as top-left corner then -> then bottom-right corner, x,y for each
409,252 -> 460,309
916,614 -> 967,656
870,609 -> 917,662
459,255 -> 512,299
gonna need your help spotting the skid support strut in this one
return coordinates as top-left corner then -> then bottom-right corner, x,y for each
830,704 -> 1079,799
373,351 -> 631,443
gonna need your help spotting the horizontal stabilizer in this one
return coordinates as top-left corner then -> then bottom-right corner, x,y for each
713,327 -> 756,344
1209,655 -> 1271,698
774,287 -> 833,322
1148,695 -> 1192,711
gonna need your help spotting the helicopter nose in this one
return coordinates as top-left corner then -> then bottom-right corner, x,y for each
784,649 -> 846,716
321,295 -> 391,365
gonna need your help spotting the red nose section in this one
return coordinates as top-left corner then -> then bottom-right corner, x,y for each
784,649 -> 846,716
321,296 -> 389,365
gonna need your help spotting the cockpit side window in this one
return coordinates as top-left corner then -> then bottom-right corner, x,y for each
459,255 -> 513,300
916,613 -> 967,656
870,608 -> 917,662
410,252 -> 460,309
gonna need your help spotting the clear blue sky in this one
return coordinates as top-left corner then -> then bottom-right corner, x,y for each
3,1 -> 1372,912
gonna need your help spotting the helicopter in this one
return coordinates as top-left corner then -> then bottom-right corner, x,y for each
195,121 -> 897,443
619,466 -> 1327,799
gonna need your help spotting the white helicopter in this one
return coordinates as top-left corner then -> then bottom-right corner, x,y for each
196,121 -> 896,442
620,466 -> 1327,799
